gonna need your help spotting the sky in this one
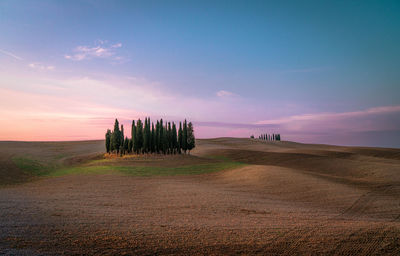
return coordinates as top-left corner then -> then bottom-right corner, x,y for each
1,0 -> 400,147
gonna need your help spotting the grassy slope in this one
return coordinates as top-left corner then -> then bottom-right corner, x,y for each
3,138 -> 400,186
50,161 -> 244,177
3,140 -> 245,183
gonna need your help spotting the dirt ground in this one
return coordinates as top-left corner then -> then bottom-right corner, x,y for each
1,138 -> 400,255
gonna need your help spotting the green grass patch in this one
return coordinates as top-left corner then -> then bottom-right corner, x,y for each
12,154 -> 246,178
119,161 -> 245,176
48,161 -> 245,177
12,157 -> 55,176
50,165 -> 121,177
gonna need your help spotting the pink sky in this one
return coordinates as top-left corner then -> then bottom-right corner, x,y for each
0,63 -> 399,147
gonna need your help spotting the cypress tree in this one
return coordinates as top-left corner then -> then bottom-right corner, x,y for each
155,120 -> 160,153
159,119 -> 164,153
112,119 -> 121,154
131,120 -> 136,153
151,123 -> 155,153
124,136 -> 129,154
167,122 -> 172,154
105,129 -> 111,153
149,121 -> 153,153
143,117 -> 149,153
187,122 -> 195,154
110,132 -> 114,152
120,124 -> 125,155
136,119 -> 143,153
178,122 -> 183,154
128,139 -> 133,153
162,125 -> 168,154
172,122 -> 178,154
182,119 -> 188,154
148,118 -> 152,152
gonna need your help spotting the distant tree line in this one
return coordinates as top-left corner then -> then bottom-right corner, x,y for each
250,133 -> 281,141
105,118 -> 195,155
257,133 -> 281,141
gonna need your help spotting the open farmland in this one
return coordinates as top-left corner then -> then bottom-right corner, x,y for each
1,138 -> 400,255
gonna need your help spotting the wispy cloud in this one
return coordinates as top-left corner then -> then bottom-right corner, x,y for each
0,49 -> 23,60
28,63 -> 55,70
111,43 -> 122,48
216,90 -> 235,97
256,105 -> 400,125
65,41 -> 123,61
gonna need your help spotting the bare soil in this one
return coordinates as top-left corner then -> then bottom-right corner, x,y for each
1,138 -> 400,255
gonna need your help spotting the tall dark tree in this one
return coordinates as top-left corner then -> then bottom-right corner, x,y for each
159,119 -> 164,153
182,119 -> 188,154
112,119 -> 121,154
105,129 -> 111,153
147,118 -> 152,152
110,132 -> 115,151
151,123 -> 155,153
143,117 -> 149,153
161,125 -> 167,154
187,122 -> 195,154
172,122 -> 178,154
120,125 -> 125,155
167,122 -> 172,154
128,139 -> 133,153
123,136 -> 129,153
131,120 -> 136,153
155,120 -> 160,153
178,122 -> 183,154
136,119 -> 143,154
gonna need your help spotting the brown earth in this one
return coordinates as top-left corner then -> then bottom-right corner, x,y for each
1,138 -> 400,255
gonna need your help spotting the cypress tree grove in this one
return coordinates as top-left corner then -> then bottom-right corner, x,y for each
106,118 -> 195,156
256,133 -> 282,142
